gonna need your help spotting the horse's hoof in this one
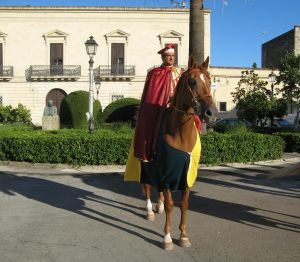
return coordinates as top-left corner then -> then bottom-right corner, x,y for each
179,237 -> 191,248
146,212 -> 155,221
156,201 -> 164,214
162,241 -> 173,250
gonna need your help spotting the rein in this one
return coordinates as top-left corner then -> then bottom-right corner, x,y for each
171,69 -> 211,116
172,105 -> 195,116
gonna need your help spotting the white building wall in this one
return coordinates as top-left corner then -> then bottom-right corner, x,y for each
0,6 -> 197,125
210,67 -> 283,118
0,6 -> 277,125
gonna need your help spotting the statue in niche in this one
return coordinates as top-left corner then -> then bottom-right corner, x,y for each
43,100 -> 58,116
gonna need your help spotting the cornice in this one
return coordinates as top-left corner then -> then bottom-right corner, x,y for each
0,6 -> 210,14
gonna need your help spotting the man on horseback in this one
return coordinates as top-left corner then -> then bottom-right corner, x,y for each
125,44 -> 184,220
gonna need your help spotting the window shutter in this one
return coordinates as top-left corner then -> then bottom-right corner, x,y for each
50,43 -> 63,75
111,43 -> 125,74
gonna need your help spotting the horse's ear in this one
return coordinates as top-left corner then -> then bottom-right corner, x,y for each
188,55 -> 196,68
201,56 -> 210,69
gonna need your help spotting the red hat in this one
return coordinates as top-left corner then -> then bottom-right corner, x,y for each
157,44 -> 176,54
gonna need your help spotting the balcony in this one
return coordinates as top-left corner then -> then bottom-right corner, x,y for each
0,66 -> 14,81
94,65 -> 135,81
26,65 -> 81,81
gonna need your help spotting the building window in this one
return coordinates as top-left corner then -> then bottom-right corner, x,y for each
104,29 -> 130,66
42,29 -> 68,66
111,43 -> 124,74
219,102 -> 227,112
111,95 -> 124,102
50,43 -> 63,75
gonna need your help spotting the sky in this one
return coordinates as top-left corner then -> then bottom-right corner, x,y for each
1,0 -> 299,68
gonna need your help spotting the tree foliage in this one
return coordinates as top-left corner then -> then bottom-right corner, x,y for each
277,52 -> 300,125
232,69 -> 287,126
0,103 -> 31,124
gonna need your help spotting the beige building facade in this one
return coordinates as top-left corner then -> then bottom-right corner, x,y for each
0,6 -> 275,125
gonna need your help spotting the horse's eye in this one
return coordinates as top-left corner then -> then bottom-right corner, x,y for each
188,78 -> 196,87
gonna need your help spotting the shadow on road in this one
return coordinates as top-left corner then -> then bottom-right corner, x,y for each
76,173 -> 300,233
188,193 -> 300,233
0,171 -> 162,248
1,170 -> 299,238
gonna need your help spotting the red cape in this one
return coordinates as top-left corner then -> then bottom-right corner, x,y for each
134,66 -> 172,161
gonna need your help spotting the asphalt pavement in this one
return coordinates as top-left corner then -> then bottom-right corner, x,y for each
0,154 -> 299,262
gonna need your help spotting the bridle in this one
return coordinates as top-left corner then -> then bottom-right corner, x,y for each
171,68 -> 212,116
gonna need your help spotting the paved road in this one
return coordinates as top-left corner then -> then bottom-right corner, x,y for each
0,157 -> 299,262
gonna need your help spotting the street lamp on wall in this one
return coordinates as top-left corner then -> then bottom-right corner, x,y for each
85,36 -> 98,133
268,70 -> 276,98
268,70 -> 276,128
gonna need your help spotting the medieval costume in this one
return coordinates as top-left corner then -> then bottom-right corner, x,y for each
124,44 -> 201,190
125,44 -> 183,182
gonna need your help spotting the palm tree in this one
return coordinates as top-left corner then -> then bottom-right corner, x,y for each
189,0 -> 205,63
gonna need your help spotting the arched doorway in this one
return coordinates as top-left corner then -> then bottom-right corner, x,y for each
46,88 -> 67,114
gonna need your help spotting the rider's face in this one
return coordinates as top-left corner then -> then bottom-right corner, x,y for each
162,53 -> 175,66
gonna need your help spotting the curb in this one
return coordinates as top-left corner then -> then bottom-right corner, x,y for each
0,153 -> 299,174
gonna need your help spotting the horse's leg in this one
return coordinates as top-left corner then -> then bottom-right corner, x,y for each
162,189 -> 174,250
179,189 -> 191,247
144,183 -> 154,221
155,191 -> 165,214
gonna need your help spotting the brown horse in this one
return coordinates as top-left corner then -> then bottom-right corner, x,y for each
156,56 -> 217,250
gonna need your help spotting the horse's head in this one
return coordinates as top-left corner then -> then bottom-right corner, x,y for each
183,56 -> 218,123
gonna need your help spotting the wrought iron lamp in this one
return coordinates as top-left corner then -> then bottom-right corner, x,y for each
85,36 -> 98,133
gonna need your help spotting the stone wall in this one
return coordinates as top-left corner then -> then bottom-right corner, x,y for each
261,27 -> 298,68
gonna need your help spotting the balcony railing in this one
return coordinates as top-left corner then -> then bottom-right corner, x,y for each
26,65 -> 81,81
94,65 -> 135,81
0,66 -> 14,80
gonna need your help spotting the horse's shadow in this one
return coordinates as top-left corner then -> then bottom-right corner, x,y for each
1,169 -> 299,244
188,193 -> 300,233
198,163 -> 300,198
76,172 -> 300,233
0,171 -> 162,248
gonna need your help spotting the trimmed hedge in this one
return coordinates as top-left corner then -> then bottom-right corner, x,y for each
60,91 -> 102,129
274,132 -> 300,152
0,128 -> 284,166
102,98 -> 140,125
201,132 -> 284,165
0,129 -> 132,165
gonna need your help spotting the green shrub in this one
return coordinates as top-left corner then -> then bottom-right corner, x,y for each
0,103 -> 31,124
201,132 -> 284,165
223,125 -> 251,134
60,91 -> 102,129
0,127 -> 284,166
0,129 -> 132,165
102,98 -> 140,126
274,132 -> 300,152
